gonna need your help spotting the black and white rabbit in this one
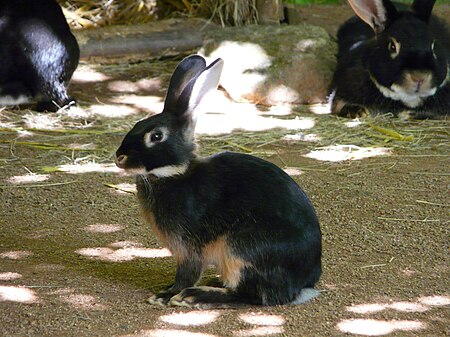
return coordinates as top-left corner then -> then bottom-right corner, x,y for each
0,0 -> 79,112
115,55 -> 322,307
329,0 -> 449,119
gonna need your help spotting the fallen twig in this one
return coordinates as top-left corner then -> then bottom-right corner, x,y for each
0,181 -> 79,188
415,200 -> 448,207
103,183 -> 136,194
378,217 -> 440,222
360,263 -> 387,269
223,141 -> 253,153
0,140 -> 97,151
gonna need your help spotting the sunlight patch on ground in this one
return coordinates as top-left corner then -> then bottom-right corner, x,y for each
72,65 -> 111,83
84,224 -> 125,233
239,313 -> 285,326
282,132 -> 320,142
283,167 -> 303,176
111,95 -> 163,113
107,78 -> 161,93
59,105 -> 92,119
347,303 -> 387,314
234,313 -> 285,336
0,272 -> 22,281
305,145 -> 391,162
400,269 -> 417,276
47,287 -> 75,295
16,129 -> 34,137
56,163 -> 120,174
23,112 -> 62,130
86,104 -> 138,118
389,301 -> 429,312
124,247 -> 171,258
0,110 -> 16,129
76,247 -> 171,262
122,329 -> 217,337
196,110 -> 314,134
68,142 -> 97,150
265,105 -> 293,116
0,250 -> 33,260
160,311 -> 220,326
266,85 -> 299,105
62,293 -> 108,310
345,120 -> 364,128
337,319 -> 424,336
7,174 -> 50,184
234,327 -> 284,336
109,241 -> 144,248
346,295 -> 450,315
347,302 -> 429,314
0,286 -> 38,303
418,295 -> 450,306
203,41 -> 270,104
107,183 -> 137,195
195,92 -> 315,135
309,103 -> 330,115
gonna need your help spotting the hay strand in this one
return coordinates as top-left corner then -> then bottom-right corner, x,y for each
0,181 -> 79,188
369,124 -> 414,142
103,183 -> 136,194
415,200 -> 448,207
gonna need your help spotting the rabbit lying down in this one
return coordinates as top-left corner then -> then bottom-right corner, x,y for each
0,0 -> 79,112
329,0 -> 449,119
116,55 -> 322,308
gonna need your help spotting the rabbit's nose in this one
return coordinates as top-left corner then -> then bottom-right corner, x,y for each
409,72 -> 431,91
115,154 -> 128,168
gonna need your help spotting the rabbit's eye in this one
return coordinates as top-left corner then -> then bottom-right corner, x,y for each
388,42 -> 396,52
150,132 -> 163,142
144,127 -> 168,148
388,38 -> 400,58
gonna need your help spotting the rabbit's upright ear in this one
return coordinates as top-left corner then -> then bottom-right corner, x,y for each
164,55 -> 207,113
175,58 -> 224,118
347,0 -> 399,34
412,0 -> 436,23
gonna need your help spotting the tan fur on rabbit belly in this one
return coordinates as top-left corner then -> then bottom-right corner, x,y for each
202,237 -> 252,289
140,207 -> 189,264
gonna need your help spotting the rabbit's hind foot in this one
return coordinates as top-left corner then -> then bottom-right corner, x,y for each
168,286 -> 244,309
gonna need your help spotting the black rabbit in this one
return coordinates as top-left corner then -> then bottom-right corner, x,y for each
329,0 -> 449,119
0,0 -> 79,112
116,55 -> 322,308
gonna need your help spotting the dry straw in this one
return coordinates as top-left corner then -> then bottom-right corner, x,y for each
58,0 -> 258,28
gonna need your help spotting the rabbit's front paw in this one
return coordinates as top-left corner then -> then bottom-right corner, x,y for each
339,104 -> 369,118
147,290 -> 176,306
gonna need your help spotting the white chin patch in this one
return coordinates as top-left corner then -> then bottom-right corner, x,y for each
372,79 -> 437,108
149,164 -> 188,178
0,95 -> 33,106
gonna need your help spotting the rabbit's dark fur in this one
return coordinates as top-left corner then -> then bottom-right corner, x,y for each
116,55 -> 322,307
329,0 -> 449,119
0,0 -> 79,112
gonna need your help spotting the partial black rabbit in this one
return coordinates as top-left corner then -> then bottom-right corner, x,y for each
0,0 -> 79,112
329,0 -> 449,119
116,55 -> 322,308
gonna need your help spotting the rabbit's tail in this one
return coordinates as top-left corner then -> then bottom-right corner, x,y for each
290,288 -> 320,304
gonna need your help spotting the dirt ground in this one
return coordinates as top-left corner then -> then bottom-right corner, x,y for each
1,4 -> 449,337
